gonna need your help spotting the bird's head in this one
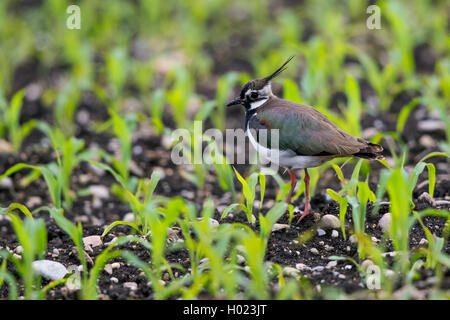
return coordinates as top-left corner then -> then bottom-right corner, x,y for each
226,56 -> 294,110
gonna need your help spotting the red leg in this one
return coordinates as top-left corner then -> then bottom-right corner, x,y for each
286,169 -> 297,204
298,168 -> 310,223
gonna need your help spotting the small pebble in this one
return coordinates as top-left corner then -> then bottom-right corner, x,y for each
0,177 -> 13,189
111,262 -> 121,269
14,246 -> 23,254
83,235 -> 103,252
320,215 -> 340,229
317,228 -> 326,236
88,185 -> 110,199
123,282 -> 138,291
283,267 -> 300,278
272,223 -> 290,232
419,135 -> 436,148
378,213 -> 391,232
104,264 -> 113,275
331,230 -> 339,238
158,280 -> 166,286
123,212 -> 134,223
418,238 -> 428,247
361,259 -> 374,270
417,120 -> 445,132
26,196 -> 42,208
311,266 -> 324,272
32,260 -> 68,281
418,192 -> 436,207
295,263 -> 309,271
326,261 -> 337,269
110,277 -> 119,284
310,248 -> 319,255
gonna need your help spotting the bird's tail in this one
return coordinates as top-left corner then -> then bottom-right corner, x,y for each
354,142 -> 384,160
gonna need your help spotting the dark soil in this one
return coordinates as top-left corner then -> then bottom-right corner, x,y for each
0,15 -> 449,299
0,93 -> 448,299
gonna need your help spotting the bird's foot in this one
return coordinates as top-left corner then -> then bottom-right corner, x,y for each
296,206 -> 310,223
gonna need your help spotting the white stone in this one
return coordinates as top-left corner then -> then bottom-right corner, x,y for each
418,238 -> 428,247
32,260 -> 68,281
331,230 -> 339,238
418,192 -> 436,206
310,248 -> 319,255
123,212 -> 135,223
83,235 -> 103,252
0,177 -> 13,189
311,266 -> 324,272
14,246 -> 23,254
104,264 -> 113,275
417,120 -> 445,132
361,259 -> 374,269
123,282 -> 138,291
272,223 -> 290,232
208,218 -> 219,229
419,135 -> 436,148
316,228 -> 326,236
295,263 -> 309,271
236,254 -> 245,265
26,196 -> 42,208
320,215 -> 340,229
283,267 -> 300,279
326,261 -> 338,269
378,213 -> 391,232
349,235 -> 358,244
88,185 -> 110,199
111,262 -> 121,269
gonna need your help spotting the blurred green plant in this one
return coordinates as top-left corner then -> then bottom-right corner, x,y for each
0,89 -> 37,153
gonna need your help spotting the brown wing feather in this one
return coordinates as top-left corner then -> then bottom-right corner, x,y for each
256,97 -> 383,158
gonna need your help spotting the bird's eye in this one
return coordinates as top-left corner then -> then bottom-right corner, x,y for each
250,92 -> 258,99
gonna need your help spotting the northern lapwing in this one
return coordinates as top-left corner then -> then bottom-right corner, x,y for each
227,57 -> 383,223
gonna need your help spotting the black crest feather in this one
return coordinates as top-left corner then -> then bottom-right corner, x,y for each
264,56 -> 295,81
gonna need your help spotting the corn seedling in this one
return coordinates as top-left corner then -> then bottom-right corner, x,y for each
110,110 -> 137,185
214,72 -> 239,131
147,88 -> 166,136
90,160 -> 163,237
0,89 -> 37,153
166,66 -> 195,129
0,205 -> 47,300
53,79 -> 82,137
233,168 -> 268,224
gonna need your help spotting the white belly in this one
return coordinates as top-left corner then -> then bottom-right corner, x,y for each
246,128 -> 328,169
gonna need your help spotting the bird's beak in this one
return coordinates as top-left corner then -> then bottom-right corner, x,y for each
226,97 -> 242,107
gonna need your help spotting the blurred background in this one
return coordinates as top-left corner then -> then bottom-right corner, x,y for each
0,0 -> 449,301
0,0 -> 448,181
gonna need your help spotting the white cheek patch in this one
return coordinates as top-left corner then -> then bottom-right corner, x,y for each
249,97 -> 268,110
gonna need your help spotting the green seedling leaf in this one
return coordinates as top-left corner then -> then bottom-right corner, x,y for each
102,221 -> 144,238
220,203 -> 240,220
